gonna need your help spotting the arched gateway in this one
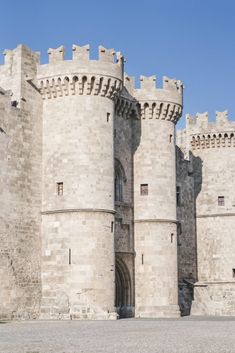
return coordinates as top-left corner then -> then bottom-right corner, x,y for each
115,257 -> 133,318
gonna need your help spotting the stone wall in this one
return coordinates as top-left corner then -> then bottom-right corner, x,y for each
114,88 -> 137,317
0,46 -> 42,319
177,112 -> 235,316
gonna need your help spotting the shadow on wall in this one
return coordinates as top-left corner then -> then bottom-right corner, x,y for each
176,148 -> 203,316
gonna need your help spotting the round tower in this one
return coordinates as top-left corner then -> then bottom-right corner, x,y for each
186,111 -> 235,315
37,44 -> 123,319
133,75 -> 183,317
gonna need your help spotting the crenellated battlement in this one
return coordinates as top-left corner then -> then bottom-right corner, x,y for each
185,111 -> 235,150
37,45 -> 124,100
125,75 -> 183,123
124,74 -> 183,96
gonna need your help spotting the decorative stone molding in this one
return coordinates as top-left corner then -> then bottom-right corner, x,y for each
138,100 -> 182,123
115,95 -> 138,119
41,208 -> 116,215
190,131 -> 235,150
39,74 -> 122,100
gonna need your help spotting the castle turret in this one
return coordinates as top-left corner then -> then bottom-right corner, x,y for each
184,111 -> 235,315
133,75 -> 183,317
38,45 -> 124,319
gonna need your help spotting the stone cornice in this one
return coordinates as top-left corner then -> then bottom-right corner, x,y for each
190,131 -> 235,150
134,218 -> 177,224
196,212 -> 235,218
115,95 -> 138,119
138,100 -> 182,123
41,208 -> 115,215
38,74 -> 122,101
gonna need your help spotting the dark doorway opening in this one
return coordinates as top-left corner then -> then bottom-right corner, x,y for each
115,257 -> 133,318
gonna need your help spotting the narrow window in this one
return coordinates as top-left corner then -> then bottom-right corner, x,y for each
140,184 -> 148,195
233,269 -> 235,278
111,221 -> 114,233
115,160 -> 125,202
170,134 -> 173,142
57,182 -> 63,196
177,222 -> 182,235
114,129 -> 116,138
176,186 -> 181,206
141,254 -> 144,265
171,233 -> 174,243
218,196 -> 224,206
107,112 -> 110,122
69,248 -> 71,265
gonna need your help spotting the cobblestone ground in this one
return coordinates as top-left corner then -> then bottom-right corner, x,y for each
1,317 -> 235,353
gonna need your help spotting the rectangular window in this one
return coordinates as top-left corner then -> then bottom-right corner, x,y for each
170,134 -> 173,142
176,186 -> 181,206
233,269 -> 235,278
140,184 -> 148,195
107,112 -> 110,122
218,196 -> 224,206
57,182 -> 63,196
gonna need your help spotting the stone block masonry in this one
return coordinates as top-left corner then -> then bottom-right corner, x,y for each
0,42 -> 234,319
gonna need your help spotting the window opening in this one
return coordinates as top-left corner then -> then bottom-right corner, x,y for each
140,184 -> 148,195
176,186 -> 181,206
218,196 -> 224,206
57,182 -> 63,196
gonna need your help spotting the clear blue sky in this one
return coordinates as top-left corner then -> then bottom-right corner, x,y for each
1,0 -> 235,128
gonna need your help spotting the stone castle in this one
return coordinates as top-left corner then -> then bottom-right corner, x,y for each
0,43 -> 235,320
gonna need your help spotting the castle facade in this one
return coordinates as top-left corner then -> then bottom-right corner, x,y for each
0,44 -> 235,320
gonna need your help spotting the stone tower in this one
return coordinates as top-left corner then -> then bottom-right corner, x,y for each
181,111 -> 235,315
133,76 -> 183,317
38,45 -> 123,319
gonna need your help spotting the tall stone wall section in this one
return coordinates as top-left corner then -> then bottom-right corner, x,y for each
0,46 -> 42,319
114,77 -> 137,317
133,75 -> 183,317
178,111 -> 235,315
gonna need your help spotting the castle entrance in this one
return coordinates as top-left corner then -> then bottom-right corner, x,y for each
115,257 -> 133,318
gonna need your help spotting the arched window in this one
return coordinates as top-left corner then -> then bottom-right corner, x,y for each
115,159 -> 126,202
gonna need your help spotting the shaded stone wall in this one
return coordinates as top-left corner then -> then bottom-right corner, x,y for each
177,112 -> 235,316
114,91 -> 137,317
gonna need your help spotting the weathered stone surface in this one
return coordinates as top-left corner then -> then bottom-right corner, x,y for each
1,43 -> 234,320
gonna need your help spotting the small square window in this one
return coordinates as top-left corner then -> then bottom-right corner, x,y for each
140,184 -> 148,195
218,196 -> 224,206
57,182 -> 63,196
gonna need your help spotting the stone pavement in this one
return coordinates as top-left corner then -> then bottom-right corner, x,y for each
1,317 -> 235,353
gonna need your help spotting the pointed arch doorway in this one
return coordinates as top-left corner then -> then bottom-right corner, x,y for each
115,257 -> 133,318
